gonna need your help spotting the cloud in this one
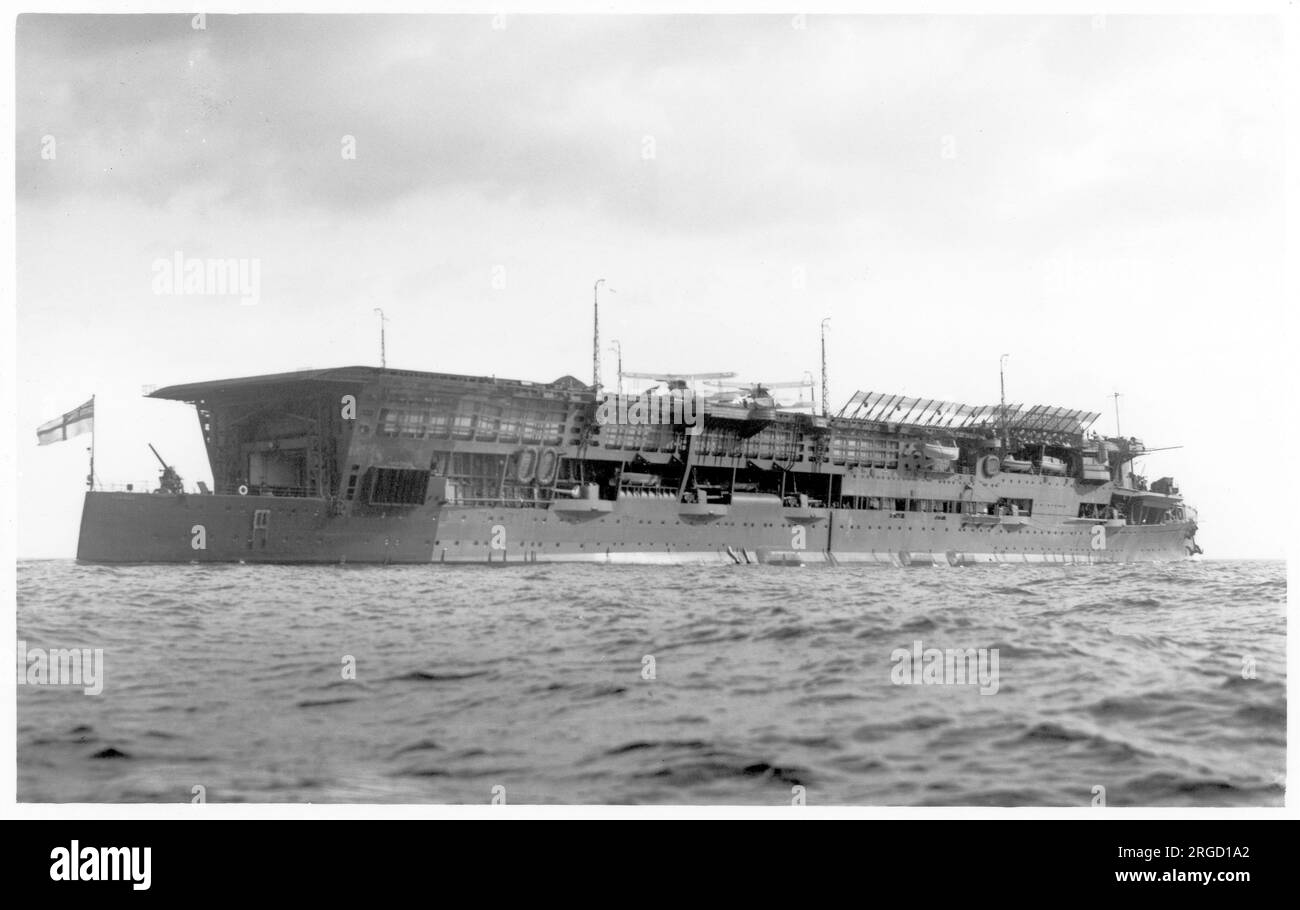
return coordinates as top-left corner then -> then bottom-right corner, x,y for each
19,14 -> 1280,244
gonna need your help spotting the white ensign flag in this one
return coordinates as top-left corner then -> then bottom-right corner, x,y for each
36,398 -> 95,446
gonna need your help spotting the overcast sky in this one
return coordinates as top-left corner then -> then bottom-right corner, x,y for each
16,14 -> 1286,557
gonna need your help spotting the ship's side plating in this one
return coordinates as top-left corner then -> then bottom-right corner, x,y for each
75,366 -> 1199,564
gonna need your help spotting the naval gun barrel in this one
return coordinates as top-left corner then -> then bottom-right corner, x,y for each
148,443 -> 185,494
148,443 -> 170,470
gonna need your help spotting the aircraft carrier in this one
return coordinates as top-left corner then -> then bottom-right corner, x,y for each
75,365 -> 1199,565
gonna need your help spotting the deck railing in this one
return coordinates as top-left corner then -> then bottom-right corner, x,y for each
93,481 -> 168,493
93,482 -> 322,498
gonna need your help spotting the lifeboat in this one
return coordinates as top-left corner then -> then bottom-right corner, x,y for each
922,442 -> 960,461
1037,456 -> 1067,475
535,447 -> 559,485
1001,457 -> 1033,473
514,447 -> 538,483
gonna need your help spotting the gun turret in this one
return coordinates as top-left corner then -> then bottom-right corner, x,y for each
148,443 -> 185,494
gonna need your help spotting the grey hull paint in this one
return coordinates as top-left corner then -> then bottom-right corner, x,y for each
76,491 -> 1195,565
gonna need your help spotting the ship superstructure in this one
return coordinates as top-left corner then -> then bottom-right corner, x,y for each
76,365 -> 1199,564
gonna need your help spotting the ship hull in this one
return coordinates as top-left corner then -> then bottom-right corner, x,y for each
76,491 -> 1197,565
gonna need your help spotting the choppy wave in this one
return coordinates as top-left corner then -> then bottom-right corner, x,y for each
17,558 -> 1286,805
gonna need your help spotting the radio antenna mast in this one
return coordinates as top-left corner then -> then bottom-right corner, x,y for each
592,280 -> 605,393
999,354 -> 1010,448
373,308 -> 389,369
820,317 -> 831,418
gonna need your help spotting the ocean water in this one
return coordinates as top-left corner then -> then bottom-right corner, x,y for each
16,558 -> 1286,806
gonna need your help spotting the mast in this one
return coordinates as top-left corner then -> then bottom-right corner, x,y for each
1112,391 -> 1122,437
610,339 -> 623,395
999,354 -> 1009,449
373,308 -> 388,369
592,279 -> 606,393
820,317 -> 830,418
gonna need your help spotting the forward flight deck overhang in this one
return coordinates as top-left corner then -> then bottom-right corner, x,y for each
148,366 -> 593,403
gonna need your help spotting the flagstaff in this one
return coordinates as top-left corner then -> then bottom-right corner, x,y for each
88,394 -> 95,490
